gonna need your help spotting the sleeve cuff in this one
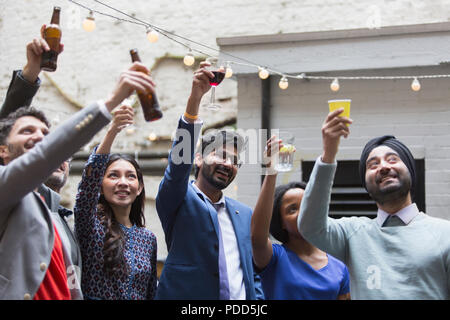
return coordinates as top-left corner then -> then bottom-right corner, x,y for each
97,100 -> 113,121
317,155 -> 337,166
181,115 -> 203,124
87,145 -> 110,167
16,70 -> 41,87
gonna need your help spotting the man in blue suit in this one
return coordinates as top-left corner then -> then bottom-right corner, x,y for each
155,61 -> 263,300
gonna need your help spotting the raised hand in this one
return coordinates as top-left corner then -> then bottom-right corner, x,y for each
191,61 -> 215,101
110,104 -> 134,133
105,62 -> 156,113
22,24 -> 65,82
262,135 -> 283,175
321,108 -> 353,163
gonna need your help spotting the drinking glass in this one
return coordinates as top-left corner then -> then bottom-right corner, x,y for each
118,97 -> 136,132
275,131 -> 295,172
204,57 -> 225,110
328,99 -> 351,126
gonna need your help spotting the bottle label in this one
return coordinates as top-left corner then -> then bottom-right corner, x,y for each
45,27 -> 61,51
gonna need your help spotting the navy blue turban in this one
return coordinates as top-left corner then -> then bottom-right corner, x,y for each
359,135 -> 416,199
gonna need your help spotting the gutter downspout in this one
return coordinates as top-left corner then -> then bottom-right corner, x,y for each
261,76 -> 271,185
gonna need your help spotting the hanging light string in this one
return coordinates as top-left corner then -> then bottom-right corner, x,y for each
295,74 -> 450,80
92,0 -> 264,67
67,0 -> 450,92
68,0 -> 147,27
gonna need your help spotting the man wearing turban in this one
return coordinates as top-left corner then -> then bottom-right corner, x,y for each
297,108 -> 450,299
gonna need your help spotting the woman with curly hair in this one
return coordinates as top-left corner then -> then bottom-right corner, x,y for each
74,103 -> 157,300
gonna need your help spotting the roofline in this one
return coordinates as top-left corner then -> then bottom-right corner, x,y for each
217,22 -> 450,46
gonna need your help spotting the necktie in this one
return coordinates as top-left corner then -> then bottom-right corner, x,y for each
213,202 -> 230,300
382,215 -> 405,227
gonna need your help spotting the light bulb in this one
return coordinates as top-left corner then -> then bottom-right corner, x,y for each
258,67 -> 269,80
279,76 -> 289,90
82,11 -> 96,32
148,132 -> 157,141
183,52 -> 195,66
330,78 -> 340,92
411,77 -> 421,91
225,63 -> 233,78
146,28 -> 159,43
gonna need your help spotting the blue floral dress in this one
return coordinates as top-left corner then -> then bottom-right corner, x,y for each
74,150 -> 157,300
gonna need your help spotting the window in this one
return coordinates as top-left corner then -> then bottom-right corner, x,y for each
301,160 -> 425,219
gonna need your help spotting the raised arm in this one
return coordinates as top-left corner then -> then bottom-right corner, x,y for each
0,62 -> 155,220
96,102 -> 134,155
297,108 -> 353,261
251,136 -> 282,269
1,25 -> 64,118
155,62 -> 212,235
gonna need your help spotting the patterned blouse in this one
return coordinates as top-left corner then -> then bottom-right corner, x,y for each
74,150 -> 157,300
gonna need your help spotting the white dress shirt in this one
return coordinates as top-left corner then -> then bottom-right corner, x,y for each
191,182 -> 246,300
376,203 -> 421,227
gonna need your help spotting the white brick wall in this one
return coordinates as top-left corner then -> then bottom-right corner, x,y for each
3,0 -> 450,258
235,66 -> 450,219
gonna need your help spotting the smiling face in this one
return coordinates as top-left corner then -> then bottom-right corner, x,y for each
101,159 -> 143,210
0,116 -> 49,165
196,145 -> 239,191
365,145 -> 411,205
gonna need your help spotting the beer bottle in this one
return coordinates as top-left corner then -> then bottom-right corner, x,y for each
41,6 -> 62,72
129,49 -> 163,122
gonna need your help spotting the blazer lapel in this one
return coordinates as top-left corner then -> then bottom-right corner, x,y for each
225,199 -> 249,273
189,183 -> 220,237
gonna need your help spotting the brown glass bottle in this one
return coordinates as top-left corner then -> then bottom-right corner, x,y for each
41,7 -> 62,72
129,49 -> 163,122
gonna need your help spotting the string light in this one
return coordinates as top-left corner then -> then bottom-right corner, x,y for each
258,67 -> 269,80
183,50 -> 195,66
67,0 -> 450,93
146,27 -> 159,43
279,76 -> 289,90
330,78 -> 340,92
82,11 -> 96,32
411,77 -> 421,91
148,132 -> 157,141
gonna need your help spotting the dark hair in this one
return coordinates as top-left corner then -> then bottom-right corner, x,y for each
194,130 -> 246,178
0,106 -> 50,165
270,181 -> 307,244
98,153 -> 146,276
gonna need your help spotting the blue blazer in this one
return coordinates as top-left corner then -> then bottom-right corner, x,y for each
155,118 -> 263,300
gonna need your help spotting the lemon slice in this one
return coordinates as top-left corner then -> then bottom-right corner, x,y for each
280,145 -> 295,153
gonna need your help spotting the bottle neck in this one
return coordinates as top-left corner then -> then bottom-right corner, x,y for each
50,9 -> 61,25
130,52 -> 141,63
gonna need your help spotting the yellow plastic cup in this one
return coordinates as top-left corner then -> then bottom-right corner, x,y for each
328,99 -> 351,118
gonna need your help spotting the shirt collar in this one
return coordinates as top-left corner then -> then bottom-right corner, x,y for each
191,180 -> 226,206
376,203 -> 420,227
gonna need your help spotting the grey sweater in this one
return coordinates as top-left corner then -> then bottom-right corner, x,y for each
298,158 -> 450,300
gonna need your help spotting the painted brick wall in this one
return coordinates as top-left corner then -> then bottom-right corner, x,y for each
236,67 -> 450,220
2,0 -> 450,260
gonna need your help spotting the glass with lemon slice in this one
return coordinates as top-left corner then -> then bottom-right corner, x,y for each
275,131 -> 296,172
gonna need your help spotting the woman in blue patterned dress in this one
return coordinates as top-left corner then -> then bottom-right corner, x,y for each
74,103 -> 157,300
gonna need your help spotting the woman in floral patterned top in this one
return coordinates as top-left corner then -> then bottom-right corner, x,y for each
74,103 -> 157,300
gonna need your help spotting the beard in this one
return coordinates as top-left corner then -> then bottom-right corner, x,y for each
7,143 -> 26,161
366,170 -> 411,205
44,171 -> 68,192
201,162 -> 235,190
